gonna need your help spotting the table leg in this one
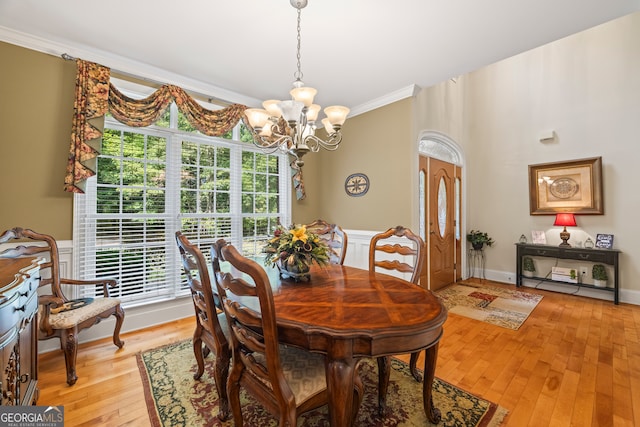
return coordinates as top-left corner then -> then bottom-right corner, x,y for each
423,343 -> 442,423
326,356 -> 358,427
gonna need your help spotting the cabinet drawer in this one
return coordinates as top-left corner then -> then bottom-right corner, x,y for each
564,250 -> 611,263
0,294 -> 21,338
522,247 -> 560,257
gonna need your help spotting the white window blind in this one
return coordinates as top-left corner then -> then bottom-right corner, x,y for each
74,104 -> 291,306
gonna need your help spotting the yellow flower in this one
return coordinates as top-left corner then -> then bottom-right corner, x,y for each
289,225 -> 308,244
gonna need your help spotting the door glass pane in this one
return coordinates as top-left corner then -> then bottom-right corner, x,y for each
419,171 -> 426,240
455,177 -> 461,240
438,177 -> 446,237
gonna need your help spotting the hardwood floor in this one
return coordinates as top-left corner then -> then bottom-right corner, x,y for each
38,280 -> 640,426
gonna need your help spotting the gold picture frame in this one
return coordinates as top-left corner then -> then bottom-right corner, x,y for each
528,157 -> 603,215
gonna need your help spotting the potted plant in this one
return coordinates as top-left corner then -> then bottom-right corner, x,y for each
263,224 -> 330,281
466,230 -> 494,250
522,256 -> 535,277
592,264 -> 608,287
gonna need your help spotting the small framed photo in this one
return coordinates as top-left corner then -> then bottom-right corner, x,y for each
595,234 -> 614,249
531,231 -> 547,244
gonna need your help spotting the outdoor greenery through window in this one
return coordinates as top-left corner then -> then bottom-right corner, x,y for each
74,102 -> 291,306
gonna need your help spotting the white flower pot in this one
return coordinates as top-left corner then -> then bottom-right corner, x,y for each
593,279 -> 607,288
523,271 -> 534,278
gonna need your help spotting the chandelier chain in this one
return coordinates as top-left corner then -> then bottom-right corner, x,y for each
294,7 -> 303,82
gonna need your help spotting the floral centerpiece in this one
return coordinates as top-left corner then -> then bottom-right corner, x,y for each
263,224 -> 330,281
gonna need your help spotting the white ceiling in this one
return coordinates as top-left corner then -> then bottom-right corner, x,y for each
1,0 -> 639,114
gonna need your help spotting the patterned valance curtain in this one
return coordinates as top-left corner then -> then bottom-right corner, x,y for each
64,59 -> 247,193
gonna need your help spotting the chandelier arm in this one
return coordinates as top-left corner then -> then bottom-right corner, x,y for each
303,133 -> 343,152
250,132 -> 293,154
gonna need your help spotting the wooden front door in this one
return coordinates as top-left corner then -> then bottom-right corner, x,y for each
419,156 -> 462,290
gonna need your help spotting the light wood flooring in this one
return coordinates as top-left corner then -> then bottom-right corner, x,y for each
38,279 -> 640,426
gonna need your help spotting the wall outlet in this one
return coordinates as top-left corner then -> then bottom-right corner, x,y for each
580,266 -> 588,276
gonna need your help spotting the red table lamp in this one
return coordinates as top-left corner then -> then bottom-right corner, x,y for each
554,213 -> 577,247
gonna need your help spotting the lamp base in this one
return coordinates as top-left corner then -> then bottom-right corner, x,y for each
559,229 -> 571,247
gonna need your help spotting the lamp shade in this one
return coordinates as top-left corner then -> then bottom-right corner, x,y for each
554,213 -> 577,227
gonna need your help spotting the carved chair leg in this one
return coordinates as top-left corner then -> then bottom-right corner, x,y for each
409,351 -> 423,382
61,329 -> 78,386
112,305 -> 125,348
377,356 -> 391,415
192,336 -> 205,380
214,347 -> 231,421
227,365 -> 244,427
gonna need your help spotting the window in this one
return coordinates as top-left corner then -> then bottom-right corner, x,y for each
74,103 -> 291,306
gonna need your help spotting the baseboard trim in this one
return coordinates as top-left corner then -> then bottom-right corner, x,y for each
482,268 -> 637,305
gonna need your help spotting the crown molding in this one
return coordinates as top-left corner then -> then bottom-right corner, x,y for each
1,25 -> 418,115
348,84 -> 421,117
0,25 -> 261,107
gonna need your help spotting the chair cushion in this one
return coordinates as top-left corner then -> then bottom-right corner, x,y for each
254,345 -> 327,404
42,297 -> 122,330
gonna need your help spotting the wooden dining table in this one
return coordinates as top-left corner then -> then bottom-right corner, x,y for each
236,262 -> 448,427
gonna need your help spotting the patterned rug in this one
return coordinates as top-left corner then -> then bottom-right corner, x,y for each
436,282 -> 542,330
137,340 -> 507,426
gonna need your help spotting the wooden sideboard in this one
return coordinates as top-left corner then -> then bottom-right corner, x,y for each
0,257 -> 40,405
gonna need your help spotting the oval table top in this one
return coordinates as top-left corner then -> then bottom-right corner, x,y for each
259,263 -> 448,357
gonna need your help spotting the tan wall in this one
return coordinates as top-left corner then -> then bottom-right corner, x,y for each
0,42 -> 76,240
292,99 -> 414,232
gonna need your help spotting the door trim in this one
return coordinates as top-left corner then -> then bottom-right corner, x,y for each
418,130 -> 464,167
418,131 -> 466,286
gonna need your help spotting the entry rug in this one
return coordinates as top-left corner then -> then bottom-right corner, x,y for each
137,340 -> 508,426
436,282 -> 542,330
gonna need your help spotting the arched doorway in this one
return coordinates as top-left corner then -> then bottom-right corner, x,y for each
418,131 -> 464,291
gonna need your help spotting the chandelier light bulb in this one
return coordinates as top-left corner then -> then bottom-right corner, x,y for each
277,100 -> 305,123
306,104 -> 321,122
259,123 -> 273,137
324,106 -> 350,126
245,108 -> 270,130
321,118 -> 334,134
290,86 -> 317,107
262,100 -> 283,118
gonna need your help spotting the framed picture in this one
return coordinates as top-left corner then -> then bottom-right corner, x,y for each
531,231 -> 547,244
528,157 -> 603,215
595,234 -> 614,249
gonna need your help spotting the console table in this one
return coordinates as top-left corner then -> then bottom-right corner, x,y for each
0,257 -> 40,405
515,243 -> 620,304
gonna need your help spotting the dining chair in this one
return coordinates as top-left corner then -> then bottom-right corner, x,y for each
175,231 -> 231,421
369,225 -> 426,412
212,240 -> 363,427
0,227 -> 125,386
306,219 -> 348,265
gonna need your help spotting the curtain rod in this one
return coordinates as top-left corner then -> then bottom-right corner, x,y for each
61,53 -> 231,107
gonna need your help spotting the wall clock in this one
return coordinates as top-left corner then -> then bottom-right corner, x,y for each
344,173 -> 369,197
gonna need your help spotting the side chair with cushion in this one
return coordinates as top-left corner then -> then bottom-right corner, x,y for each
212,240 -> 363,427
175,231 -> 231,421
369,225 -> 426,412
0,227 -> 125,386
306,219 -> 348,265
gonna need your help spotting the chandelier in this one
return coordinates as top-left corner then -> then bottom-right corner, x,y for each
244,0 -> 349,169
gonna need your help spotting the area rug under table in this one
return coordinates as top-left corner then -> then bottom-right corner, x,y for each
436,281 -> 542,330
137,340 -> 507,427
